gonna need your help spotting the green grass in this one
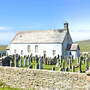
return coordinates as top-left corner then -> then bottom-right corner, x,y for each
14,56 -> 90,73
0,82 -> 23,90
0,45 -> 7,51
75,39 -> 90,52
0,81 -> 35,90
14,57 -> 59,71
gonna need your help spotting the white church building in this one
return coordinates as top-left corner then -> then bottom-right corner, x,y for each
7,22 -> 80,59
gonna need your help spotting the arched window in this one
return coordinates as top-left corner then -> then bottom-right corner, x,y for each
27,45 -> 31,53
52,50 -> 56,56
35,45 -> 38,53
21,50 -> 23,55
14,49 -> 16,54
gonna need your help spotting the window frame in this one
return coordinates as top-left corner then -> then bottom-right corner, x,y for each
52,50 -> 56,56
21,50 -> 23,55
35,45 -> 38,53
27,45 -> 31,53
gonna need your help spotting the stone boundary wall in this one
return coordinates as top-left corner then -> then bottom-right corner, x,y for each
0,66 -> 90,90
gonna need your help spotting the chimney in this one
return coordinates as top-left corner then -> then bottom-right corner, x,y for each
64,22 -> 69,31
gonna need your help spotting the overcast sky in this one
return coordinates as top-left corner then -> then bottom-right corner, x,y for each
0,0 -> 90,45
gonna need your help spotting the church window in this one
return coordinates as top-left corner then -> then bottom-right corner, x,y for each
14,49 -> 16,53
35,45 -> 38,53
27,45 -> 31,53
53,50 -> 56,55
20,34 -> 22,38
21,50 -> 23,55
43,51 -> 46,54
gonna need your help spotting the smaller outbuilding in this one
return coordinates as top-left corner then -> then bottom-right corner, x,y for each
67,44 -> 80,59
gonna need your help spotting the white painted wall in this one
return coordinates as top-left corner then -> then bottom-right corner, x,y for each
71,49 -> 80,59
7,43 -> 62,58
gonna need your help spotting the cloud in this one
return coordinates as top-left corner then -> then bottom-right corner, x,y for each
0,26 -> 13,31
0,26 -> 7,30
0,32 -> 16,45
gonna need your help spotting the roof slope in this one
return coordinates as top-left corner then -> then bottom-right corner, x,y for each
67,44 -> 80,51
70,44 -> 80,51
11,29 -> 67,44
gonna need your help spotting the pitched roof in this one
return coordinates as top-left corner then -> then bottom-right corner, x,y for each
70,44 -> 80,51
10,29 -> 67,44
66,44 -> 80,51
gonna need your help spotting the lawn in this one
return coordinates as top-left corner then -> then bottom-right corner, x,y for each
0,82 -> 23,90
75,39 -> 90,52
16,57 -> 59,71
13,56 -> 90,72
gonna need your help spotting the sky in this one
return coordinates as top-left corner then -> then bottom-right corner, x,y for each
0,0 -> 90,45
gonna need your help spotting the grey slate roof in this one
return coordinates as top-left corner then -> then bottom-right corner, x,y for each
70,44 -> 80,51
66,44 -> 80,51
11,29 -> 67,44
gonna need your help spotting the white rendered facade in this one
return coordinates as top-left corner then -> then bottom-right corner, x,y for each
7,43 -> 62,58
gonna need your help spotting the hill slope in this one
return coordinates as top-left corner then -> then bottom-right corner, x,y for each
75,39 -> 90,52
0,45 -> 7,51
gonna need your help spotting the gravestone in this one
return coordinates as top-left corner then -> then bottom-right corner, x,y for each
29,64 -> 32,69
10,60 -> 14,67
36,63 -> 39,69
66,67 -> 69,72
77,57 -> 80,64
52,67 -> 55,71
20,59 -> 23,67
60,68 -> 63,71
10,60 -> 12,67
31,56 -> 32,63
81,56 -> 83,60
57,54 -> 59,59
36,56 -> 39,63
18,55 -> 20,60
28,57 -> 31,65
16,59 -> 18,67
69,58 -> 72,69
39,57 -> 43,69
86,58 -> 89,70
84,58 -> 86,64
24,58 -> 27,67
49,59 -> 52,65
56,58 -> 60,67
45,58 -> 47,65
79,60 -> 82,73
72,65 -> 75,72
62,62 -> 65,71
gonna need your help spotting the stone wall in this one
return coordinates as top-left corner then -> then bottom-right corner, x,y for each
0,66 -> 90,90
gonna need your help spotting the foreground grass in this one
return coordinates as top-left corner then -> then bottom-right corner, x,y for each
0,82 -> 23,90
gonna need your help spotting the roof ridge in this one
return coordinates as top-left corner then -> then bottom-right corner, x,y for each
18,29 -> 65,34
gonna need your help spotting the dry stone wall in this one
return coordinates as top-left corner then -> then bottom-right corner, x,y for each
0,66 -> 90,90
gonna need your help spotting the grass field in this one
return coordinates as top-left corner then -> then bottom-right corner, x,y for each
14,56 -> 90,72
17,57 -> 59,71
0,82 -> 23,90
0,45 -> 7,51
0,82 -> 34,90
75,39 -> 90,52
